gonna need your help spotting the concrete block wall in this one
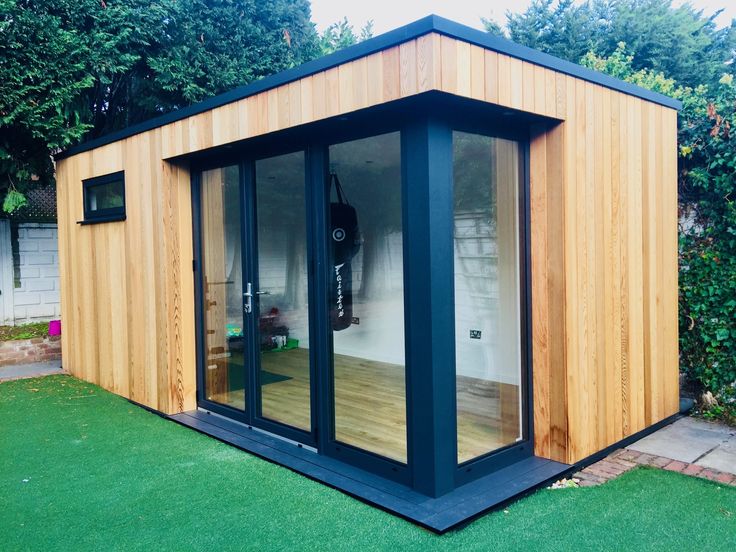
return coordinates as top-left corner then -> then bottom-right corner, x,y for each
12,223 -> 61,323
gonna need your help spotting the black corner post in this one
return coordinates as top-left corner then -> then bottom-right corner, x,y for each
306,144 -> 333,452
403,117 -> 457,497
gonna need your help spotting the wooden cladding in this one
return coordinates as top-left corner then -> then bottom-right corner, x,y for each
529,86 -> 679,464
159,33 -> 568,159
56,31 -> 679,461
56,137 -> 196,415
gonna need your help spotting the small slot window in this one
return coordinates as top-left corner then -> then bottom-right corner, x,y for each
82,171 -> 126,224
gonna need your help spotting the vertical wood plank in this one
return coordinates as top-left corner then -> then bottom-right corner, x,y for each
509,57 -> 523,110
455,39 -> 472,97
416,33 -> 440,92
311,72 -> 327,121
628,96 -> 646,434
399,40 -> 418,97
584,81 -> 599,457
338,61 -> 355,113
267,88 -> 280,132
530,126 -> 550,458
440,36 -> 457,94
277,84 -> 290,130
470,44 -> 485,100
545,122 -> 568,461
484,50 -> 499,104
497,54 -> 512,107
381,46 -> 401,101
365,52 -> 384,106
351,57 -> 368,110
522,62 -> 536,112
662,108 -> 680,416
325,67 -> 341,116
288,80 -> 302,126
544,69 -> 556,118
556,73 -> 567,119
610,90 -> 624,442
300,76 -> 314,124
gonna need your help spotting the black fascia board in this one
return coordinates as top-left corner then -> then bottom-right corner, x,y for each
56,14 -> 681,160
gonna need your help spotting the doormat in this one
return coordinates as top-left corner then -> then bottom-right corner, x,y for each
261,371 -> 291,385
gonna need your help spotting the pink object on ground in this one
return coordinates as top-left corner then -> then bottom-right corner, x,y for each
48,320 -> 61,336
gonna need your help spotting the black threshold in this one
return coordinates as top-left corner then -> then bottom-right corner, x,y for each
168,409 -> 570,533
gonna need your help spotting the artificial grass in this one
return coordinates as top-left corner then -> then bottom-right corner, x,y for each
1,376 -> 734,551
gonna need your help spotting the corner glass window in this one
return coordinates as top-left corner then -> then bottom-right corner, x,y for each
453,131 -> 523,464
328,132 -> 407,463
82,171 -> 126,223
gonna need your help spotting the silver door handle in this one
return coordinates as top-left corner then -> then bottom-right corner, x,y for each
256,290 -> 270,295
243,282 -> 252,314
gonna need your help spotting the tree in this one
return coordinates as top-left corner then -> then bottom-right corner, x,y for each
592,0 -> 736,90
486,0 -> 598,63
319,17 -> 374,56
484,0 -> 736,89
0,0 -> 320,212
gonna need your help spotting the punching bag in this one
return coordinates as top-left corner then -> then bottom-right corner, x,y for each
329,173 -> 361,331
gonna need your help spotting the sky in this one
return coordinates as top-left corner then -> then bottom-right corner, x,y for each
310,0 -> 736,34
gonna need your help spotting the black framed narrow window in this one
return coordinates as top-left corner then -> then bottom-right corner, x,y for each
82,171 -> 126,223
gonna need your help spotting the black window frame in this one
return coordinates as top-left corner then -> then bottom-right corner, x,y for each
81,171 -> 126,224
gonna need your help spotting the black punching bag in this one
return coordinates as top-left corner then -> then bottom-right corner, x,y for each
329,174 -> 361,331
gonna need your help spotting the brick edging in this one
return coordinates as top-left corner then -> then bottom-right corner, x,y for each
0,335 -> 62,366
573,448 -> 736,487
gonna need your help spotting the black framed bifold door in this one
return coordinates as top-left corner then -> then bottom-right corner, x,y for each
192,105 -> 533,494
196,153 -> 316,446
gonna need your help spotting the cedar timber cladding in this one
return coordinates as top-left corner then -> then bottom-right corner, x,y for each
55,25 -> 679,466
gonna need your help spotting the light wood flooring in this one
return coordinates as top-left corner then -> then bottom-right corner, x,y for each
209,348 -> 520,463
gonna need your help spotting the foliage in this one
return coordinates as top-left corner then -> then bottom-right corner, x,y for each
677,75 -> 736,421
0,0 -> 320,212
484,0 -> 736,89
0,321 -> 49,341
581,46 -> 736,423
2,188 -> 27,214
319,17 -> 373,56
487,0 -> 598,64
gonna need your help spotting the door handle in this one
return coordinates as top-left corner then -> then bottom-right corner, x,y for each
243,282 -> 252,314
256,290 -> 270,296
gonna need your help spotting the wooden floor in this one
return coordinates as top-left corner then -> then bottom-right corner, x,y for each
209,348 -> 520,463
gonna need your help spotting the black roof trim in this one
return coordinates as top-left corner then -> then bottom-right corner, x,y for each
57,14 -> 681,160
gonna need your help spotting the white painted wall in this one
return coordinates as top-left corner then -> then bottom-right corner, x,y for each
0,222 -> 61,325
0,220 -> 13,325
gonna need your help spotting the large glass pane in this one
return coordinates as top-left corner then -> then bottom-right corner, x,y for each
255,152 -> 311,431
453,132 -> 523,464
328,132 -> 406,463
201,166 -> 244,410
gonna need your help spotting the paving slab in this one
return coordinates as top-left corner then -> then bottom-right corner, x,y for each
0,360 -> 64,382
696,438 -> 736,474
627,417 -> 733,464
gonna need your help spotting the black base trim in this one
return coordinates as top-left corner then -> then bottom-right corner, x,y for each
168,409 -> 569,533
564,412 -> 682,478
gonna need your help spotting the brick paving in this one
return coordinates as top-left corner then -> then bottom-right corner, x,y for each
573,448 -> 736,487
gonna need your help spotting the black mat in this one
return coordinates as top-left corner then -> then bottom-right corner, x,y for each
169,410 -> 570,533
260,371 -> 291,385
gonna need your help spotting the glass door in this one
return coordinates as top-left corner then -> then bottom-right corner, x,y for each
326,132 -> 408,465
200,165 -> 246,411
251,152 -> 312,435
198,153 -> 314,444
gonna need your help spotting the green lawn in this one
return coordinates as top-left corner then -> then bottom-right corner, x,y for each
1,376 -> 734,551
